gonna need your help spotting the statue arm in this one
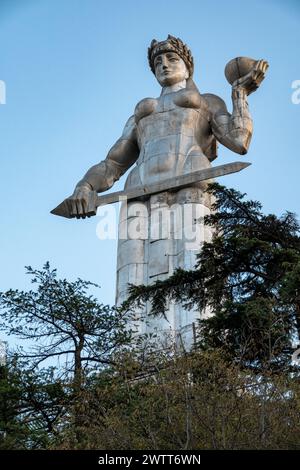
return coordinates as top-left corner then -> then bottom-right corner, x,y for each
67,116 -> 139,218
206,58 -> 268,155
76,115 -> 139,192
205,89 -> 253,155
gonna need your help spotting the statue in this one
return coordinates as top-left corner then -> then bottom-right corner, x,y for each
52,35 -> 268,348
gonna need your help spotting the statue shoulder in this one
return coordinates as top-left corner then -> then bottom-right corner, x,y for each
202,93 -> 229,117
134,97 -> 158,123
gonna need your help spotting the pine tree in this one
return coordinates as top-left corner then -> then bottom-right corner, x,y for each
125,184 -> 300,371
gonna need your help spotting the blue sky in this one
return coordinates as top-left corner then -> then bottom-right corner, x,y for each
0,0 -> 299,312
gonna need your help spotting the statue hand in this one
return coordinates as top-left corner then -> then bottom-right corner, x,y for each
232,59 -> 269,95
66,183 -> 96,219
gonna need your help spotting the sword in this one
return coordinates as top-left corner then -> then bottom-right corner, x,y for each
51,161 -> 251,219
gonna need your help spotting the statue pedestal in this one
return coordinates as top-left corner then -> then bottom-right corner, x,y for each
116,186 -> 213,350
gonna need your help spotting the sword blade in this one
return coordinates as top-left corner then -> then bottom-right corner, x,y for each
51,161 -> 251,218
95,161 -> 251,206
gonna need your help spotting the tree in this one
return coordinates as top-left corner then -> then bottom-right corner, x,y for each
0,263 -> 132,389
0,359 -> 68,449
0,263 -> 133,445
53,350 -> 300,450
125,184 -> 300,371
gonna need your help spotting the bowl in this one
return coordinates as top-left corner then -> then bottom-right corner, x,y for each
224,57 -> 258,85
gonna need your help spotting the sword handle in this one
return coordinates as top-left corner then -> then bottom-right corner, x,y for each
86,190 -> 98,217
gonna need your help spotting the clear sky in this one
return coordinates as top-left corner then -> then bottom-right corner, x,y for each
0,0 -> 299,310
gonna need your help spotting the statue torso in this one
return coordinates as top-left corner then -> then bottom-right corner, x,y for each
127,89 -> 215,188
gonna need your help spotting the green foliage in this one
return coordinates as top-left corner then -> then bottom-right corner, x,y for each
53,350 -> 300,450
0,263 -> 132,381
0,360 -> 69,449
0,264 -> 133,448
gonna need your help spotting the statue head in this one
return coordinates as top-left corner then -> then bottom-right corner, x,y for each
148,35 -> 194,87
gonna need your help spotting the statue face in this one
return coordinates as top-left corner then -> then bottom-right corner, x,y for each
154,52 -> 189,86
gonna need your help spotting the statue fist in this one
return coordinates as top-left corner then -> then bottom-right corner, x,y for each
66,183 -> 97,219
232,59 -> 269,95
